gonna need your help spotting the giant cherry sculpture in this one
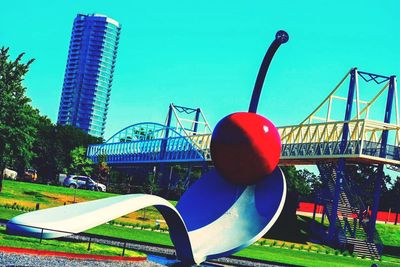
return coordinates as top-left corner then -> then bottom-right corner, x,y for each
211,30 -> 288,184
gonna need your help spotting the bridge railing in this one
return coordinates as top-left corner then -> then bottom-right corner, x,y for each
186,133 -> 212,160
278,119 -> 400,164
87,134 -> 212,164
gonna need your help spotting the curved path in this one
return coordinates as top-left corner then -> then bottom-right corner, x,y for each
0,251 -> 161,267
0,246 -> 146,262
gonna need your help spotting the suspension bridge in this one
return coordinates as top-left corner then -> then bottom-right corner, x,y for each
87,68 -> 398,259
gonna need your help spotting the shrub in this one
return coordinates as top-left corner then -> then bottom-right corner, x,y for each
343,251 -> 349,257
334,250 -> 340,255
352,253 -> 358,258
272,241 -> 277,247
300,245 -> 304,250
281,242 -> 286,248
307,246 -> 312,252
325,250 -> 330,254
290,244 -> 295,249
371,256 -> 375,261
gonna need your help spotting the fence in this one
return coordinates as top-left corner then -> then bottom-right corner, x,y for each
297,202 -> 399,224
6,221 -> 132,256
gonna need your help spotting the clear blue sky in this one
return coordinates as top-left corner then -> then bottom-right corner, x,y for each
1,0 -> 399,139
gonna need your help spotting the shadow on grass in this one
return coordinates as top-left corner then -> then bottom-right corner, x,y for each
265,215 -> 311,244
137,217 -> 150,221
263,194 -> 327,244
23,190 -> 57,200
262,193 -> 311,244
383,245 -> 400,258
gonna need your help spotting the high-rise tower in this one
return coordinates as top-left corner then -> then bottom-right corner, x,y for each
57,14 -> 121,138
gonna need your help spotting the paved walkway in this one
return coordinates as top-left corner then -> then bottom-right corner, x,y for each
0,251 -> 163,267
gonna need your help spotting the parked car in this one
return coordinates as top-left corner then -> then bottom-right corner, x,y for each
63,175 -> 106,192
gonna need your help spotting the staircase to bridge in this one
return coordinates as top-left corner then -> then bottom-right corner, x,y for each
315,163 -> 382,259
87,68 -> 398,258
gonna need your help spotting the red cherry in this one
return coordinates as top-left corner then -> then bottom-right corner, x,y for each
210,112 -> 281,185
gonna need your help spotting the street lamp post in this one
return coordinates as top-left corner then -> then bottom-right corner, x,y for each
73,187 -> 77,203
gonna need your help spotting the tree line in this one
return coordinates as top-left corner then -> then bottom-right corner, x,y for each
0,48 -> 102,191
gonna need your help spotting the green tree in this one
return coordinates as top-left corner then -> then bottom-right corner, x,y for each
134,128 -> 154,140
92,155 -> 110,184
142,172 -> 160,195
298,168 -> 321,199
282,166 -> 317,198
382,176 -> 400,214
68,146 -> 94,176
30,115 -> 55,181
140,172 -> 161,220
345,164 -> 391,208
390,177 -> 400,214
53,125 -> 102,175
0,48 -> 36,192
166,165 -> 194,199
31,123 -> 102,182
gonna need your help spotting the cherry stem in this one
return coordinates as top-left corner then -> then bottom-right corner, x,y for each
248,30 -> 289,113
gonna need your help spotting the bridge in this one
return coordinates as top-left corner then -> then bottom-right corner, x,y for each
87,68 -> 398,259
88,104 -> 213,166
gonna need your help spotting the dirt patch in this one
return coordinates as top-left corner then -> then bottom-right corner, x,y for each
42,192 -> 87,206
115,212 -> 168,229
1,193 -> 89,210
22,191 -> 58,201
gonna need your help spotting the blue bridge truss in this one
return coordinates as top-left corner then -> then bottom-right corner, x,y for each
87,122 -> 210,164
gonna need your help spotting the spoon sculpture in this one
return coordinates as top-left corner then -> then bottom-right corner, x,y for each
7,30 -> 289,265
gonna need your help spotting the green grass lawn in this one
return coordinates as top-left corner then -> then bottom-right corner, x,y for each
0,225 -> 144,257
1,179 -> 116,209
235,245 -> 399,267
376,223 -> 400,247
86,224 -> 173,246
1,180 -> 399,266
0,207 -> 24,220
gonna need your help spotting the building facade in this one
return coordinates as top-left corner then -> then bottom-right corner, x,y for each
57,14 -> 121,138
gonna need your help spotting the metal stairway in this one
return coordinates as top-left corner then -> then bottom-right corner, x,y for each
316,163 -> 382,259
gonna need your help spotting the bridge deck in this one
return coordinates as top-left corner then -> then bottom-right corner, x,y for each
278,119 -> 400,166
88,119 -> 400,167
